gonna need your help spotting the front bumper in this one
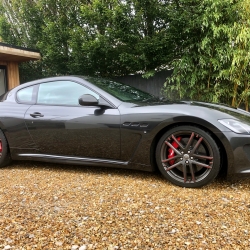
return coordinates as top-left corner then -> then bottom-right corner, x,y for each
222,131 -> 250,175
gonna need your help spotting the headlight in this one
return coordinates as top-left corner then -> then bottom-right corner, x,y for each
218,119 -> 250,134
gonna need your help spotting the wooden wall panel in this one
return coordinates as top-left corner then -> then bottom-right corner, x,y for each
7,62 -> 20,89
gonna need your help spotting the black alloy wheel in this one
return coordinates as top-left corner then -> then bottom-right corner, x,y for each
0,130 -> 10,168
156,126 -> 221,188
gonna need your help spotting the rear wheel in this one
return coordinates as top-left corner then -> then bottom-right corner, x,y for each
156,126 -> 220,188
0,130 -> 11,167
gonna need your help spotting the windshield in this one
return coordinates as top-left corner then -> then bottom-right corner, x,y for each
82,76 -> 156,102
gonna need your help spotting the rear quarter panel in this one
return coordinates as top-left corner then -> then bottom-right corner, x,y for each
0,102 -> 36,150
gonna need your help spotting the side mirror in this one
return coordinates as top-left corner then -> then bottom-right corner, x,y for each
79,94 -> 98,106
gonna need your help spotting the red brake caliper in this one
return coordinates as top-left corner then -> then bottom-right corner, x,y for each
168,137 -> 181,165
0,140 -> 2,154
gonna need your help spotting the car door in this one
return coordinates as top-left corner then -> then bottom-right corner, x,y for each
24,80 -> 121,160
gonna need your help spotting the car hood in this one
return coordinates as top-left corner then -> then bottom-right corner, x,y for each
189,101 -> 250,121
129,100 -> 250,124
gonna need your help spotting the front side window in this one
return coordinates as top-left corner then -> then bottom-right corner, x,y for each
37,81 -> 99,105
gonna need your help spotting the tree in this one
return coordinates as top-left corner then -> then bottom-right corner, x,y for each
67,0 -> 173,76
0,0 -> 173,80
165,0 -> 250,110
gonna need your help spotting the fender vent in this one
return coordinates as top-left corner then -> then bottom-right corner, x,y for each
123,122 -> 148,128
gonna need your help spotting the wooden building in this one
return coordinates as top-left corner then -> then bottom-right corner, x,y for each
0,42 -> 41,96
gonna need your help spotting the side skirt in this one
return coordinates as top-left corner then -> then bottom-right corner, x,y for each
15,153 -> 152,171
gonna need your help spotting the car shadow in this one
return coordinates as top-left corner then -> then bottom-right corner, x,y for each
4,161 -> 250,189
6,160 -> 165,181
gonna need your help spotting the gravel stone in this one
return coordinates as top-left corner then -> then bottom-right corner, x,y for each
79,245 -> 87,250
4,246 -> 12,250
0,162 -> 250,249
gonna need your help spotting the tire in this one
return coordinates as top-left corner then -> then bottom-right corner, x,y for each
156,126 -> 220,188
0,129 -> 11,168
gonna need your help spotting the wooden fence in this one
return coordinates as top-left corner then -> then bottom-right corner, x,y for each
115,70 -> 173,97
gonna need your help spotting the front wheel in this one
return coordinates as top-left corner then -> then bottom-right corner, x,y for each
156,126 -> 221,188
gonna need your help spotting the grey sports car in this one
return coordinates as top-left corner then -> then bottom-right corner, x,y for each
0,76 -> 250,188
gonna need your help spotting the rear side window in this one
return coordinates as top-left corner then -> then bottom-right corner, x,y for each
16,86 -> 36,104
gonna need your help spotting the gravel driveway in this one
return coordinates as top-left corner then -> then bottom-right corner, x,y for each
0,162 -> 250,250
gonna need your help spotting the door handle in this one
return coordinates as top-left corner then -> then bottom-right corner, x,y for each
30,112 -> 44,118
